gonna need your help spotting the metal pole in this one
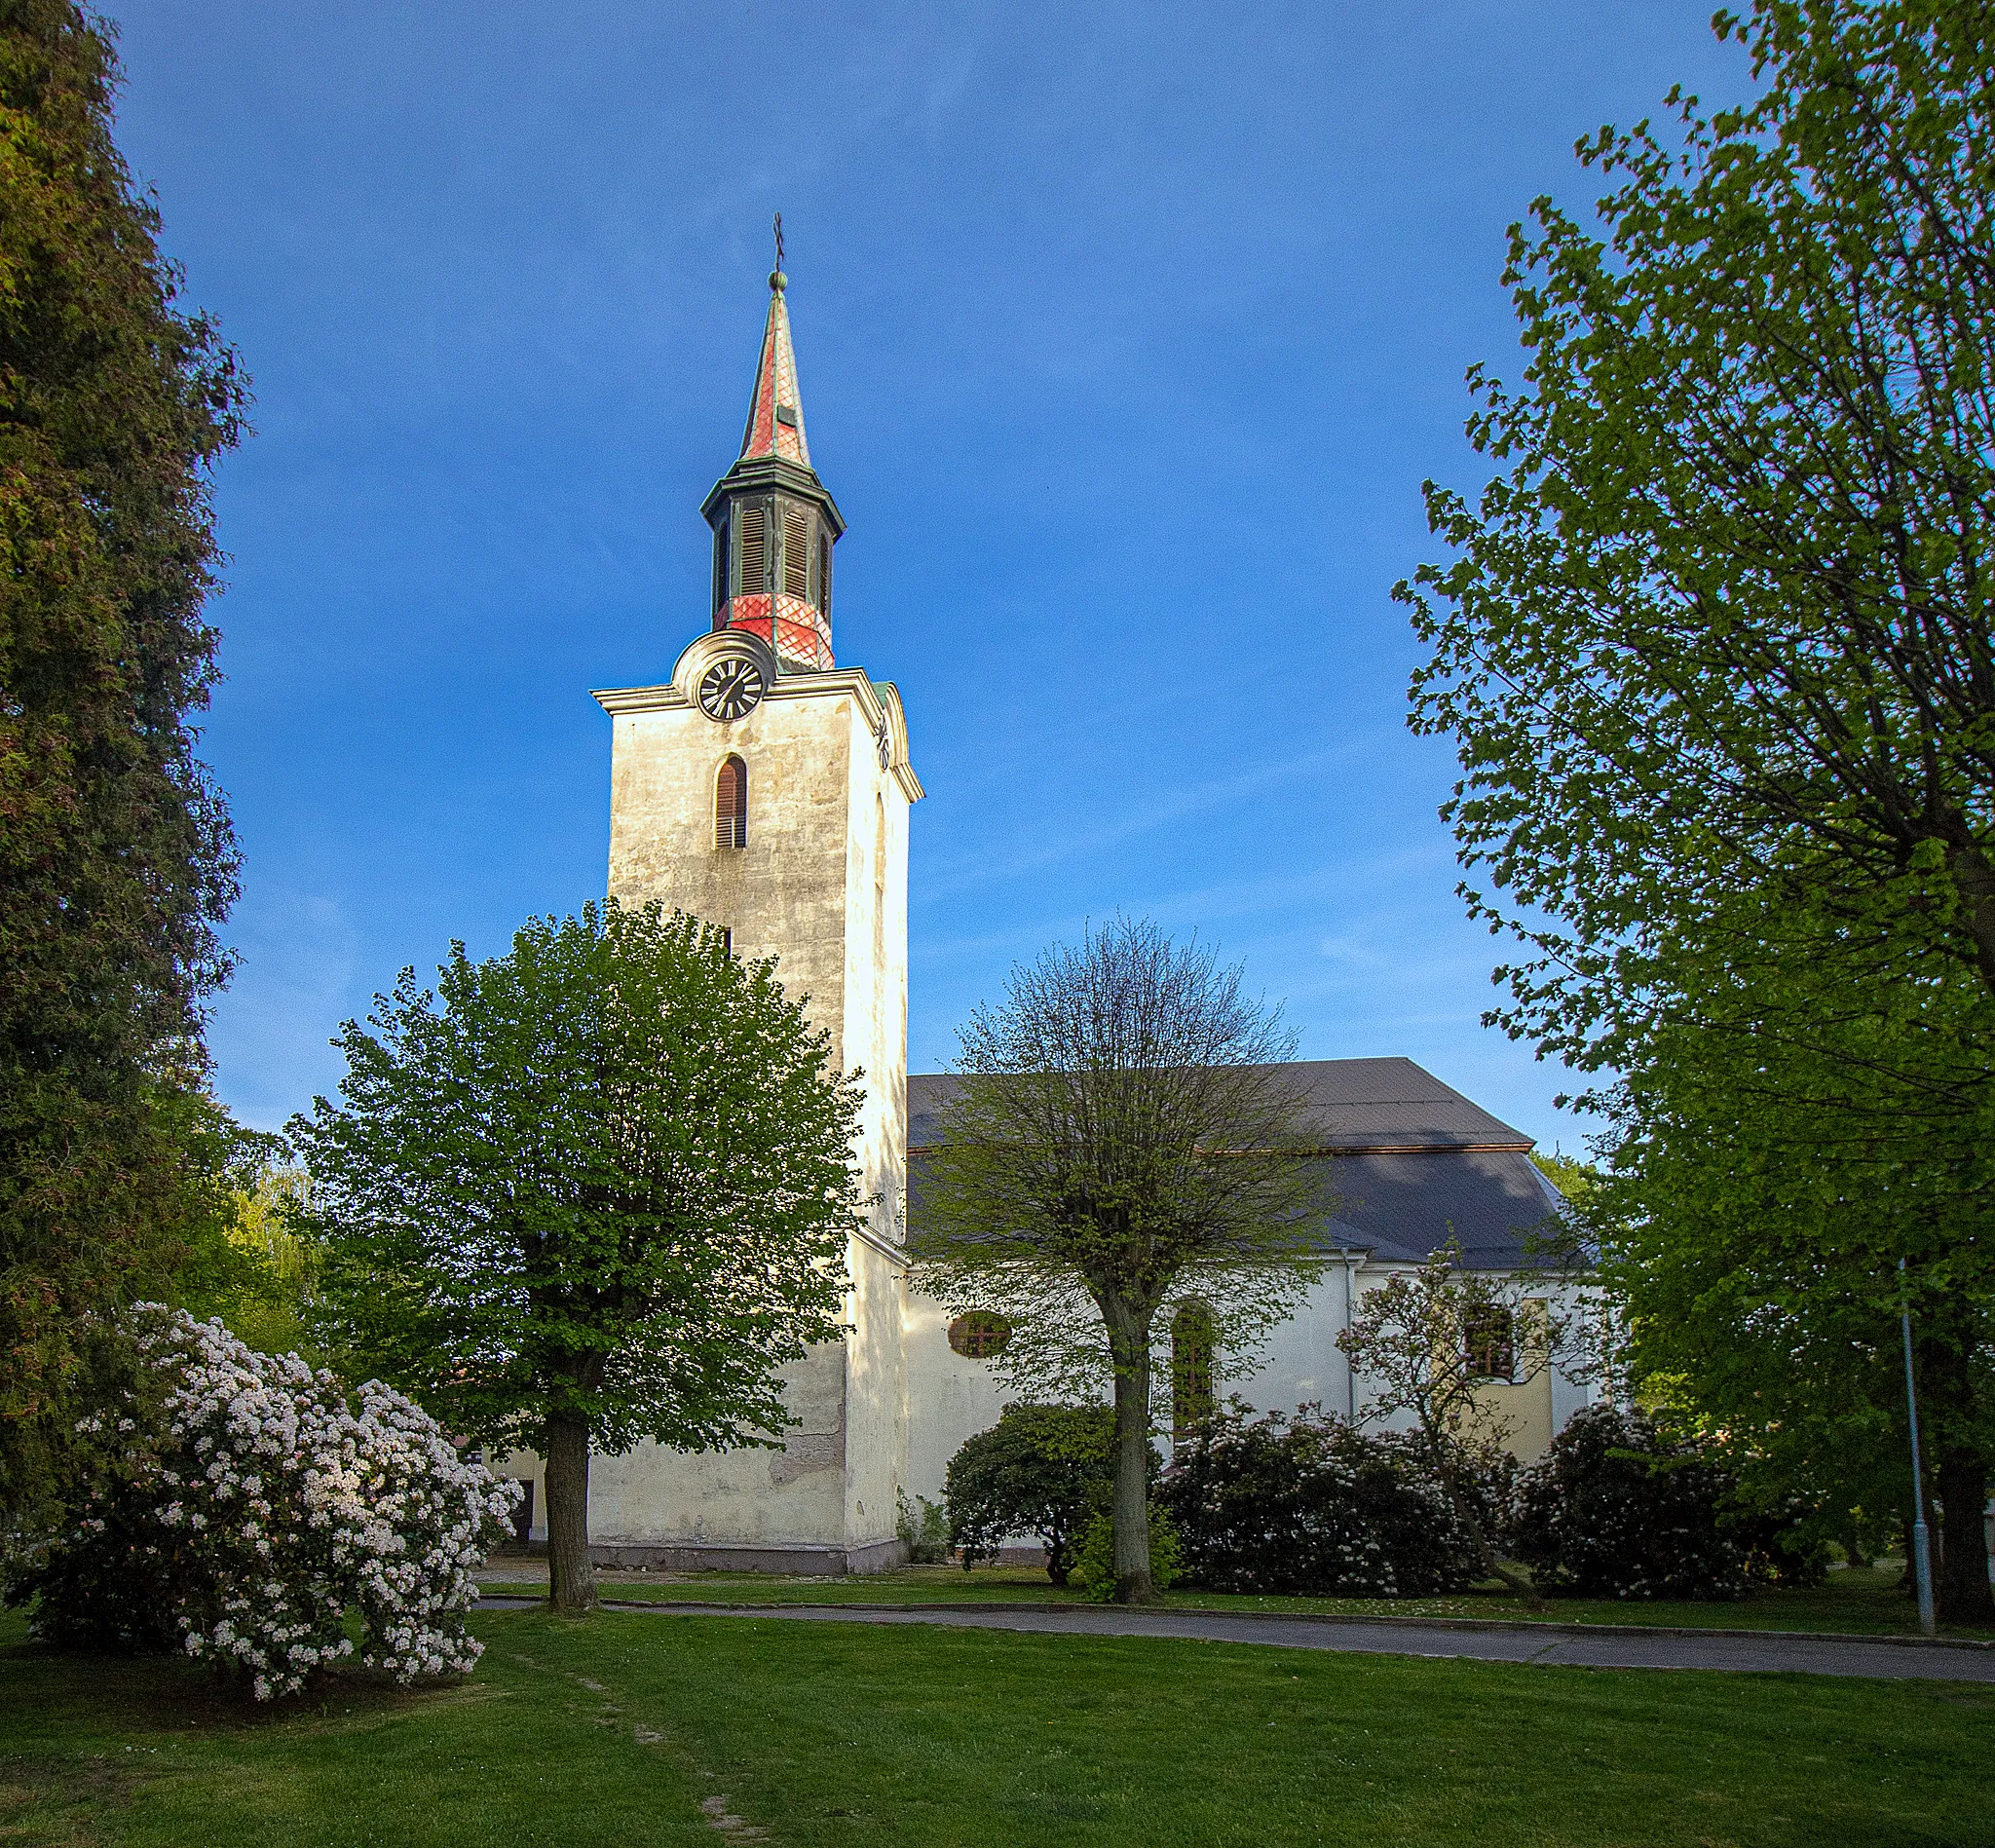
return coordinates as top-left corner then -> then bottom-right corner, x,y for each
1899,1257 -> 1938,1638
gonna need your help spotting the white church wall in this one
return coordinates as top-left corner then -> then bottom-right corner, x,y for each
1214,1264 -> 1360,1446
586,668 -> 917,1567
902,1260 -> 1598,1518
903,1286 -> 1015,1507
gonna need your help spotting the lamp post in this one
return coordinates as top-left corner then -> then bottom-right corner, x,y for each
1899,1257 -> 1937,1638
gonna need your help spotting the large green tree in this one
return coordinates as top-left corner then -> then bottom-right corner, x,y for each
913,919 -> 1325,1605
1587,885 -> 1995,1618
0,0 -> 246,1511
1401,0 -> 1995,1617
1404,0 -> 1995,1033
289,903 -> 860,1611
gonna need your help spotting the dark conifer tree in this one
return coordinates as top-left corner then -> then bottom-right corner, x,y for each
0,1 -> 246,1509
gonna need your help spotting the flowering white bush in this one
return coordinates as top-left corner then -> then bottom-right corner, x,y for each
14,1305 -> 518,1699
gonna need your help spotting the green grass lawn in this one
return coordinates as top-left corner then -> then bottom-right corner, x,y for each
480,1559 -> 1995,1641
3,1603 -> 1990,1848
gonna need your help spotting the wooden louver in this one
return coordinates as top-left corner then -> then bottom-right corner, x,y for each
737,504 -> 767,593
715,755 -> 747,849
782,506 -> 810,598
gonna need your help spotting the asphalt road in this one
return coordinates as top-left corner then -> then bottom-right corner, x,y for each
476,1595 -> 1995,1681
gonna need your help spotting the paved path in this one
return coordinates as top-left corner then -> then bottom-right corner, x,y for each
476,1596 -> 1995,1682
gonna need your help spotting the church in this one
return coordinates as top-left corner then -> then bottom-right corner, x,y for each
503,268 -> 1596,1571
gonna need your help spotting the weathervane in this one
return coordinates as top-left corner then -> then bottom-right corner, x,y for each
771,212 -> 786,290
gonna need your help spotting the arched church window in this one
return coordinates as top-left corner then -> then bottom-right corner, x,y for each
715,756 -> 747,849
947,1311 -> 1012,1360
1172,1301 -> 1216,1443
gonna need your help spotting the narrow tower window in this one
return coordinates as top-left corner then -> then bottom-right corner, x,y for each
715,755 -> 747,849
816,533 -> 831,613
1172,1301 -> 1216,1443
782,506 -> 809,597
736,504 -> 766,595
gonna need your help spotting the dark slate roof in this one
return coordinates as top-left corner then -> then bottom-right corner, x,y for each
905,1058 -> 1568,1270
1309,1149 -> 1570,1270
909,1058 -> 1530,1154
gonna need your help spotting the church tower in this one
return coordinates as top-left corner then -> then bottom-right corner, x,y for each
584,262 -> 922,1571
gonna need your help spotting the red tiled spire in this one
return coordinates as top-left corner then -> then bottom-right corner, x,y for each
700,255 -> 844,675
738,270 -> 811,468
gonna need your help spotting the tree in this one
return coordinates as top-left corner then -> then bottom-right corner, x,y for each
943,1402 -> 1121,1584
1398,0 -> 1995,1620
913,919 -> 1325,1604
288,902 -> 860,1611
1403,0 -> 1995,1037
0,1 -> 247,1516
1585,888 -> 1995,1618
1336,1241 -> 1588,1600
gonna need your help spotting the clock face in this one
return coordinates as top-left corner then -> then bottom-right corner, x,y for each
698,658 -> 765,722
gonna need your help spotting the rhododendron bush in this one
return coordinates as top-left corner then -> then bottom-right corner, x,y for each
3,1305 -> 517,1699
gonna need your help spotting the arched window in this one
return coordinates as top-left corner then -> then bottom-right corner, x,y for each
715,755 -> 747,849
1172,1301 -> 1216,1443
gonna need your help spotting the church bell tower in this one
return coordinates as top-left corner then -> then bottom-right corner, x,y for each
584,260 -> 922,1572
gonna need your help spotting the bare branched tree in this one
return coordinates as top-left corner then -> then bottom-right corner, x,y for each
1337,1241 -> 1595,1601
914,919 -> 1328,1603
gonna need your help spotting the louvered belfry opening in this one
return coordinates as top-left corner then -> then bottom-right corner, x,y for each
715,755 -> 748,849
736,504 -> 767,595
782,506 -> 809,597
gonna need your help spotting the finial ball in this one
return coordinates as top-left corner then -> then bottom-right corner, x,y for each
769,269 -> 787,292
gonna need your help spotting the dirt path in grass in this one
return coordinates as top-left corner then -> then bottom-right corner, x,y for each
478,1595 -> 1995,1681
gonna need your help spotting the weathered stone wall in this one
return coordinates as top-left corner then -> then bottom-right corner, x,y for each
581,657 -> 917,1565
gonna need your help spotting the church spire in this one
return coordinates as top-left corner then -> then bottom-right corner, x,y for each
738,265 -> 811,469
700,227 -> 843,673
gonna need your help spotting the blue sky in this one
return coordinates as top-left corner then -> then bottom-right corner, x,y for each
114,1 -> 1750,1147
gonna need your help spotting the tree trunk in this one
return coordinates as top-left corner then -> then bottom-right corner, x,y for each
544,1410 -> 597,1612
1936,1444 -> 1994,1626
1105,1296 -> 1157,1605
1433,1444 -> 1541,1607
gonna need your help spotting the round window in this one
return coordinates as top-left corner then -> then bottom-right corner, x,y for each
947,1311 -> 1013,1359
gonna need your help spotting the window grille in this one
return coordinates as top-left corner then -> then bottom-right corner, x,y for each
947,1312 -> 1012,1359
1464,1303 -> 1516,1381
715,755 -> 747,849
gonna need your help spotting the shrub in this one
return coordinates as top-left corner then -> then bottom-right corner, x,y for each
896,1490 -> 951,1564
2,1305 -> 517,1698
945,1403 -> 1135,1583
1160,1404 -> 1484,1597
1069,1506 -> 1183,1602
1509,1403 -> 1822,1600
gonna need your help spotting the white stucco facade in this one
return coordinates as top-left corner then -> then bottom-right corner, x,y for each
497,629 -> 922,1571
902,1263 -> 1599,1514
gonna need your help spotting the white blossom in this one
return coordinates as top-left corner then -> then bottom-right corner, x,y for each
25,1305 -> 519,1701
